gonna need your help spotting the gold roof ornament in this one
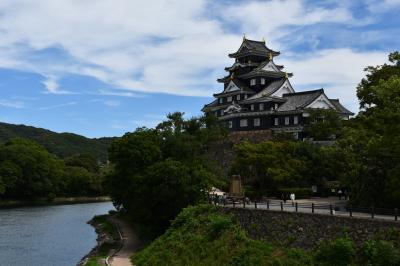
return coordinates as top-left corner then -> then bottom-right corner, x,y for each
269,52 -> 273,60
285,72 -> 289,79
243,34 -> 246,41
262,37 -> 266,43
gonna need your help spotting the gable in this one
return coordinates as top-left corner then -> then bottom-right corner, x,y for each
224,81 -> 240,93
306,93 -> 336,109
270,80 -> 295,97
262,61 -> 280,72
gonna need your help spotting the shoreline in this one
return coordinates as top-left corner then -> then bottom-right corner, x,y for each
78,214 -> 122,266
0,196 -> 111,209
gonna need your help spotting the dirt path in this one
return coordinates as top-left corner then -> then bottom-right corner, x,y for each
108,216 -> 141,266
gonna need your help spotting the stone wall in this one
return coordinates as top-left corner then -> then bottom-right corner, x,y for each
220,207 -> 400,249
228,130 -> 272,144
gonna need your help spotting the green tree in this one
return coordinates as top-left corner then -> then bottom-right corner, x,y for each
105,113 -> 224,230
0,138 -> 64,199
357,51 -> 400,112
341,76 -> 400,207
304,109 -> 342,141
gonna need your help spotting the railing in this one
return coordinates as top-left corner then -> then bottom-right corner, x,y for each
209,197 -> 399,222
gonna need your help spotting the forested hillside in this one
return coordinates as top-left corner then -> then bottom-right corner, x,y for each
0,122 -> 116,163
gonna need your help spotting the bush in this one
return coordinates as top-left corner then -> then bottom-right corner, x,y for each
360,240 -> 400,266
314,237 -> 355,266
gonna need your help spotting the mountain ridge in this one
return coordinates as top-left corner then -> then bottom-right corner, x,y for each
0,122 -> 117,162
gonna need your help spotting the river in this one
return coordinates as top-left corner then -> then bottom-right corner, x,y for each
0,201 -> 114,266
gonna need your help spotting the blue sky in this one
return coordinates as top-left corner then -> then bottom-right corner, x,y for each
0,0 -> 399,137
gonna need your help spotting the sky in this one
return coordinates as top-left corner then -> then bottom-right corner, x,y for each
0,0 -> 399,138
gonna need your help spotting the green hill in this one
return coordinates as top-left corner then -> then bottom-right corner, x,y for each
0,122 -> 117,162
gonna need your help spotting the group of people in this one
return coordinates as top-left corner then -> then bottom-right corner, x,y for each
281,192 -> 296,205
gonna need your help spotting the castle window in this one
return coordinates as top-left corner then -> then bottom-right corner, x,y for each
220,109 -> 224,116
250,79 -> 256,86
254,118 -> 260,127
228,120 -> 233,128
250,104 -> 254,111
244,94 -> 248,99
215,111 -> 218,117
227,96 -> 232,102
240,119 -> 248,127
260,103 -> 264,111
219,98 -> 223,104
274,117 -> 279,126
294,116 -> 298,125
236,94 -> 240,101
275,103 -> 279,109
285,116 -> 290,125
261,78 -> 265,85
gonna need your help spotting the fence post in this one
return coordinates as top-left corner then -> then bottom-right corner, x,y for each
243,198 -> 246,208
395,208 -> 398,221
312,203 -> 315,214
330,204 -> 333,215
349,204 -> 352,217
280,201 -> 283,211
254,200 -> 257,209
371,206 -> 375,219
295,202 -> 298,212
267,200 -> 270,210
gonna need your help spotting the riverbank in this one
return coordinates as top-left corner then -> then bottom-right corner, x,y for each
82,214 -> 142,266
78,213 -> 121,266
0,196 -> 111,209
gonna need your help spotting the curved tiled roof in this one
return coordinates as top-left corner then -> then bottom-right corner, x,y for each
277,89 -> 324,111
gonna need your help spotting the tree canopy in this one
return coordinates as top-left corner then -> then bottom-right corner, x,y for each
105,112 -> 226,230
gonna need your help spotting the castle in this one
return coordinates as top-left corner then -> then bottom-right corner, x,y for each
202,37 -> 353,140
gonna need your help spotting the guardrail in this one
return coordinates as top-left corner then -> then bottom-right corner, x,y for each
209,197 -> 399,222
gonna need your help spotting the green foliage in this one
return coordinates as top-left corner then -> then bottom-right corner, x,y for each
132,204 -> 313,266
0,138 -> 104,199
105,112 -> 226,231
304,109 -> 343,141
0,138 -> 64,198
340,75 -> 400,207
231,140 -> 351,198
314,237 -> 355,266
0,122 -> 115,163
360,240 -> 400,266
357,51 -> 400,111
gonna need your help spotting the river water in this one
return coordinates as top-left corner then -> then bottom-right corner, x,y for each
0,201 -> 114,266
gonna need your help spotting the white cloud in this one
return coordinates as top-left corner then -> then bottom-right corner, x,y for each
41,76 -> 74,94
39,101 -> 78,110
103,100 -> 120,107
0,99 -> 25,108
279,49 -> 387,112
0,0 -> 366,98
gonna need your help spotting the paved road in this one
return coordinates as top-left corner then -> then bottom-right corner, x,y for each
108,216 -> 141,266
223,199 -> 399,222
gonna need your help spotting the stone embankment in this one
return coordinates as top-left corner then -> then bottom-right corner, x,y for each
222,207 -> 400,249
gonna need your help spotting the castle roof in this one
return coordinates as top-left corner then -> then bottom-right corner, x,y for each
277,89 -> 324,112
229,38 -> 280,58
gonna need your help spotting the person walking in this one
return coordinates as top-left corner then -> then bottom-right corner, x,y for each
290,193 -> 295,206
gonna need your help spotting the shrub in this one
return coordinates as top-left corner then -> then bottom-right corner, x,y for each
314,237 -> 355,266
360,240 -> 400,266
